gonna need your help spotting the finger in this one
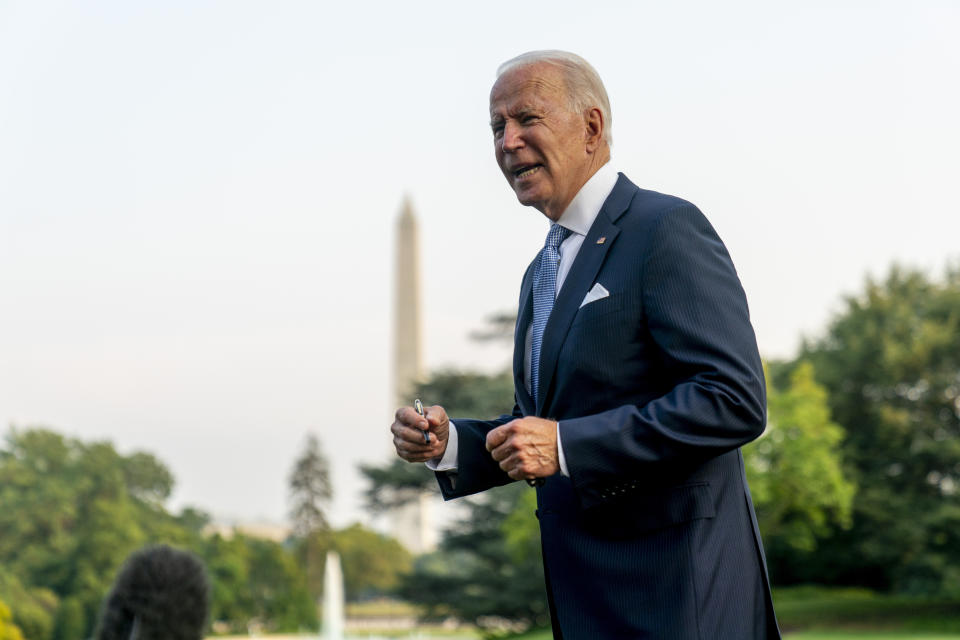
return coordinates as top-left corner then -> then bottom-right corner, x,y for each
395,406 -> 428,429
498,453 -> 530,480
495,450 -> 514,474
392,421 -> 433,445
503,457 -> 535,481
485,425 -> 510,452
507,468 -> 537,480
507,467 -> 527,481
489,441 -> 513,463
393,435 -> 437,459
396,447 -> 435,463
424,405 -> 447,428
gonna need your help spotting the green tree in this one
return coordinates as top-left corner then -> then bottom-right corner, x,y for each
246,538 -> 317,631
51,598 -> 84,640
66,442 -> 148,620
359,458 -> 436,512
0,568 -> 56,640
797,265 -> 960,593
415,368 -> 516,419
289,434 -> 333,537
744,362 -> 855,554
0,426 -> 322,636
0,429 -> 165,634
330,524 -> 412,600
0,429 -> 81,590
195,531 -> 318,632
0,600 -> 25,640
288,433 -> 334,601
399,482 -> 549,636
199,533 -> 254,629
120,451 -> 174,505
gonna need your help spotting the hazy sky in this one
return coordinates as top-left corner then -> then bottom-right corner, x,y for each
2,1 -> 958,528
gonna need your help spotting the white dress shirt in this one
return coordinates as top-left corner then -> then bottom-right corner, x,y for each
428,163 -> 620,476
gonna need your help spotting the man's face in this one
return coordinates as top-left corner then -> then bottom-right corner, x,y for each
489,64 -> 593,221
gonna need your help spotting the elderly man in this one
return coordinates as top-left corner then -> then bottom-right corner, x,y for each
391,50 -> 780,639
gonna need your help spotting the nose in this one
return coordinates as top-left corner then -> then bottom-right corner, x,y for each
500,121 -> 523,153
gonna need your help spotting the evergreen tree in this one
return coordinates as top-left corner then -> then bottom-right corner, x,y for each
288,433 -> 334,599
289,433 -> 333,537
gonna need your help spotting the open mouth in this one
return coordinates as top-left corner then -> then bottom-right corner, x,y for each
513,164 -> 542,180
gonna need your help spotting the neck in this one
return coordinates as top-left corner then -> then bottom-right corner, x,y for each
541,150 -> 611,221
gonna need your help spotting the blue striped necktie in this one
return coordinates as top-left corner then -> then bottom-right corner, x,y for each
531,223 -> 571,406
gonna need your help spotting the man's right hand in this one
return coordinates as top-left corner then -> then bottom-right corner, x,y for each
391,404 -> 450,463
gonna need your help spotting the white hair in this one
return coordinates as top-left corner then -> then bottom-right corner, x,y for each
497,50 -> 613,146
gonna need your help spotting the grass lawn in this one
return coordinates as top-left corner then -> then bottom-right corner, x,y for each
506,585 -> 960,639
514,632 -> 960,639
772,586 -> 960,636
787,634 -> 960,639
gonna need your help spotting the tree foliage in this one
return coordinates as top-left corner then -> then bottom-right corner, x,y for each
400,482 -> 549,637
245,537 -> 317,630
0,429 -> 169,637
330,524 -> 413,600
289,433 -> 333,537
791,265 -> 960,594
0,569 -> 55,640
359,458 -> 436,513
745,361 -> 855,553
288,433 -> 334,604
0,427 -> 318,637
0,600 -> 25,640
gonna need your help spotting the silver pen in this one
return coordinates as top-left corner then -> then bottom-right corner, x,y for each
413,398 -> 430,444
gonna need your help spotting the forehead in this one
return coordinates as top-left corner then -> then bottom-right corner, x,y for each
489,64 -> 567,117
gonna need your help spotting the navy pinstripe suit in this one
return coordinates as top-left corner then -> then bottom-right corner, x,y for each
436,174 -> 780,639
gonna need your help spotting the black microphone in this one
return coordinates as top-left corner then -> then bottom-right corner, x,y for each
95,545 -> 210,640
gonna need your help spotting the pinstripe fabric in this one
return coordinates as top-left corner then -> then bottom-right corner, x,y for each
435,174 -> 780,639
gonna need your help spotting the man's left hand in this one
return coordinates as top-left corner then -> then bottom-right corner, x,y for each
485,417 -> 559,481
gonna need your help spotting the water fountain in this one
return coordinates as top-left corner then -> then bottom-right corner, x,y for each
322,550 -> 346,640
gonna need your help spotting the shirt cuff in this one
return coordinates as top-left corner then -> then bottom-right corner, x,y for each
557,421 -> 569,477
424,420 -> 459,472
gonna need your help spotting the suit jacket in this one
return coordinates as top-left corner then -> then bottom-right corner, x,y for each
437,174 -> 781,639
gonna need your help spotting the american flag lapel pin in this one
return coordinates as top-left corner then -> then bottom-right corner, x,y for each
596,236 -> 606,245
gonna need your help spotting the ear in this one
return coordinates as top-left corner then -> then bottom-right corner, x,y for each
584,107 -> 604,152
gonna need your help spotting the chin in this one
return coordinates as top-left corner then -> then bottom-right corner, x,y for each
512,186 -> 547,208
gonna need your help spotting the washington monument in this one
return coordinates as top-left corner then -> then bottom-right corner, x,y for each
393,196 -> 423,408
390,196 -> 435,553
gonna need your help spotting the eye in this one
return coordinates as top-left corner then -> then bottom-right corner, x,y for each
492,124 -> 504,139
521,114 -> 539,125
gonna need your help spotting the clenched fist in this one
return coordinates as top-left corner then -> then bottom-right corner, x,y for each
391,404 -> 450,463
485,416 -> 559,481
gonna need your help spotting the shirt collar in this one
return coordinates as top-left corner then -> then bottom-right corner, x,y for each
556,162 -> 619,237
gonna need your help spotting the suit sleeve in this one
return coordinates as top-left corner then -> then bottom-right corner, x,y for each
434,402 -> 523,500
559,205 -> 766,509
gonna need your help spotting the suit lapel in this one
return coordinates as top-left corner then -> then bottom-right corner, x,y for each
536,174 -> 636,415
514,262 -> 536,416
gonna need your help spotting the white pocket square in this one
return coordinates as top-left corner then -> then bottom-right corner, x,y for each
579,282 -> 610,308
